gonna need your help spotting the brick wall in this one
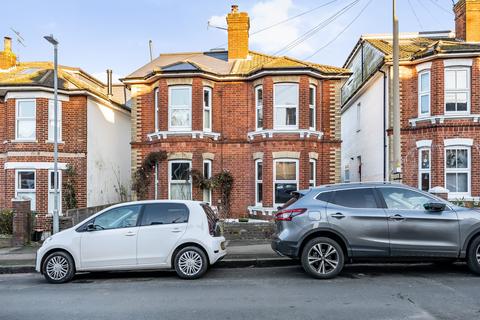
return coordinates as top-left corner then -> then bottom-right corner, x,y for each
131,74 -> 343,216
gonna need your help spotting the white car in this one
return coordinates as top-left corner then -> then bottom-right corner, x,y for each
36,200 -> 226,283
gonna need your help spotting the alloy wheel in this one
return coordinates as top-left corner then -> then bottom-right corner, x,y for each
46,256 -> 69,281
178,250 -> 203,276
308,243 -> 339,275
477,244 -> 480,265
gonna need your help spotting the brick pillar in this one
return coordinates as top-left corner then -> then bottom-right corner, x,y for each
11,199 -> 31,246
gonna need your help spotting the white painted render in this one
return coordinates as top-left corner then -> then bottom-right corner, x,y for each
341,73 -> 386,183
86,98 -> 131,206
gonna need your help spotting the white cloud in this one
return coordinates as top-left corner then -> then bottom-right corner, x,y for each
249,0 -> 313,57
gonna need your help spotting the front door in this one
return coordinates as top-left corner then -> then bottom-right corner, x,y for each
80,205 -> 142,269
136,202 -> 189,266
325,187 -> 390,257
377,187 -> 460,257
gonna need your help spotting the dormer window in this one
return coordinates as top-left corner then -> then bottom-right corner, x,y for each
445,67 -> 470,114
168,86 -> 192,131
274,83 -> 298,130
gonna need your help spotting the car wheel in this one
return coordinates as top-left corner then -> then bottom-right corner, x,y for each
301,237 -> 344,279
174,246 -> 208,280
467,236 -> 480,275
42,251 -> 75,284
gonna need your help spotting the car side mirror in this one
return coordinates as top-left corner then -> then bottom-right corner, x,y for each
424,202 -> 446,212
86,223 -> 96,232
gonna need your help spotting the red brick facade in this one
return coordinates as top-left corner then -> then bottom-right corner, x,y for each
130,75 -> 343,216
398,57 -> 480,200
0,95 -> 88,230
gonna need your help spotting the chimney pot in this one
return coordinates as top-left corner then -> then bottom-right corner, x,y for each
4,37 -> 12,52
231,5 -> 238,13
106,69 -> 113,98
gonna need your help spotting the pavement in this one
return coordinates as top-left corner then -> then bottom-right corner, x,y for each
0,240 -> 294,273
1,264 -> 480,320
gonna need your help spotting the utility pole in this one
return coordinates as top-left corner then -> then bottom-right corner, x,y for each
392,0 -> 401,179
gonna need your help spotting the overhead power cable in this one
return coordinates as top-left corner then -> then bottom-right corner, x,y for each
272,0 -> 361,56
407,0 -> 424,30
304,0 -> 373,60
428,0 -> 454,15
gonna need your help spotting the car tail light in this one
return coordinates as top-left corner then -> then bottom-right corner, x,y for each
275,208 -> 307,221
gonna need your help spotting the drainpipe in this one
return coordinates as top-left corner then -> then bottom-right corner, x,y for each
379,69 -> 387,182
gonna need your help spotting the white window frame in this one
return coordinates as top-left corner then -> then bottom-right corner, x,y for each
168,86 -> 192,131
168,160 -> 192,200
15,169 -> 36,211
154,87 -> 159,132
255,159 -> 263,206
154,161 -> 159,199
48,169 -> 62,215
15,99 -> 36,141
48,99 -> 62,142
344,165 -> 351,183
203,87 -> 212,132
418,148 -> 431,192
418,70 -> 431,117
273,159 -> 299,208
255,85 -> 263,131
309,159 -> 316,188
444,146 -> 471,198
309,85 -> 316,130
203,159 -> 212,204
444,67 -> 470,115
273,83 -> 299,130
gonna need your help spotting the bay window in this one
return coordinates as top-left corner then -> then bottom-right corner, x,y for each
309,85 -> 316,130
169,161 -> 192,200
445,67 -> 470,113
445,147 -> 470,197
15,170 -> 36,210
168,86 -> 192,131
15,99 -> 36,140
274,159 -> 298,206
203,87 -> 212,132
203,160 -> 212,204
255,86 -> 263,130
255,160 -> 263,205
418,148 -> 431,192
48,100 -> 62,141
274,83 -> 298,129
418,70 -> 430,116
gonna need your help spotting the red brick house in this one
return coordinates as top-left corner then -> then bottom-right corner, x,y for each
121,5 -> 349,217
0,37 -> 131,233
341,0 -> 480,201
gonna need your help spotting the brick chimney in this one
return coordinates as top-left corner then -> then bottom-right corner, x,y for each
0,37 -> 16,69
226,5 -> 250,60
454,0 -> 480,42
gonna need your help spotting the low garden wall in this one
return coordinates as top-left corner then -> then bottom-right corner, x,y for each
222,222 -> 275,241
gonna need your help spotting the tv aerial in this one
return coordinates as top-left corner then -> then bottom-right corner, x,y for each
10,27 -> 26,47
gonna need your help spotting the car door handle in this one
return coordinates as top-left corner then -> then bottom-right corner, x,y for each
171,229 -> 182,233
125,231 -> 136,236
331,213 -> 345,219
389,214 -> 406,221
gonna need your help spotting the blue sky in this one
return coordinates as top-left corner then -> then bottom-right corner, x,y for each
3,0 -> 456,82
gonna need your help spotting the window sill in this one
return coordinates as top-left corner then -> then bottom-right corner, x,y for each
409,114 -> 480,127
11,139 -> 38,143
148,131 -> 221,141
247,129 -> 324,141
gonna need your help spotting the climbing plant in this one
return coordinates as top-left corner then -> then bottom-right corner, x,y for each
63,164 -> 78,210
192,168 -> 234,219
133,151 -> 168,199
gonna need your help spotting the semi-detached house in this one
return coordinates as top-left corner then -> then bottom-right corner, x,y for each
341,0 -> 480,200
0,37 -> 131,233
122,5 -> 349,217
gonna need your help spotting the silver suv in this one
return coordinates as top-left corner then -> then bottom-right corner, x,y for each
271,182 -> 480,279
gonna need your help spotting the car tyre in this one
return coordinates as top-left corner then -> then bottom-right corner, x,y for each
301,237 -> 344,279
42,251 -> 75,284
174,246 -> 208,280
467,236 -> 480,275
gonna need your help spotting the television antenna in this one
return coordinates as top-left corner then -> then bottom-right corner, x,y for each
10,27 -> 26,47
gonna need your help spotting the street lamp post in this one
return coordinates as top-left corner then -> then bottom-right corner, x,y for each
44,34 -> 60,234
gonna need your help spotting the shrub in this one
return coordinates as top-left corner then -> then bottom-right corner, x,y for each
0,209 -> 14,235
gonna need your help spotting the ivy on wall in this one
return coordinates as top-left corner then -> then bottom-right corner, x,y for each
63,165 -> 78,210
133,151 -> 168,199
